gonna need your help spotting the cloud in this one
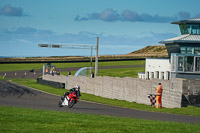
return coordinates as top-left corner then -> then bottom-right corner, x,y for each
75,8 -> 120,22
99,8 -> 120,22
0,27 -> 54,42
99,32 -> 177,46
0,27 -> 178,56
0,4 -> 24,17
121,10 -> 141,22
0,26 -> 177,47
178,11 -> 191,20
75,9 -> 198,23
195,13 -> 200,18
0,27 -> 101,45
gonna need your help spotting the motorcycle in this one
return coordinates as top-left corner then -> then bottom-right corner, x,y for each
59,89 -> 78,108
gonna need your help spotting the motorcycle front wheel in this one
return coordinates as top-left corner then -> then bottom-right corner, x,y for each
68,99 -> 76,108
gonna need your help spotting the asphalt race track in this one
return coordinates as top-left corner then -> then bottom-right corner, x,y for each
0,80 -> 200,124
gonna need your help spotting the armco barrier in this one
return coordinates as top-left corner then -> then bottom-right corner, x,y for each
43,74 -> 67,83
43,74 -> 200,108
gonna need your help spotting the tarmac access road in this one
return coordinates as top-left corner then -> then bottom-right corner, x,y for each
0,80 -> 200,124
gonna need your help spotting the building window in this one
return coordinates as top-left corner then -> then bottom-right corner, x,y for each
194,47 -> 200,55
179,24 -> 188,34
187,47 -> 194,54
177,56 -> 184,71
180,47 -> 186,54
195,57 -> 200,72
184,56 -> 194,72
174,54 -> 200,73
180,47 -> 195,54
189,24 -> 200,35
179,24 -> 200,35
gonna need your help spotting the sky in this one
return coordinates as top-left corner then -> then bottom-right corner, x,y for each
1,0 -> 200,57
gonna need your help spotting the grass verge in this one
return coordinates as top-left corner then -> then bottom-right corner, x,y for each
61,67 -> 145,78
0,106 -> 200,133
0,60 -> 145,72
9,78 -> 200,117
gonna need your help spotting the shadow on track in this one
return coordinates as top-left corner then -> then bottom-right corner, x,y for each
0,80 -> 36,98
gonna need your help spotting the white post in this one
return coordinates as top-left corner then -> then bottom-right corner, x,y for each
95,37 -> 99,77
164,71 -> 169,80
154,71 -> 159,79
149,72 -> 152,80
145,72 -> 149,79
159,72 -> 164,79
43,64 -> 45,75
90,46 -> 93,75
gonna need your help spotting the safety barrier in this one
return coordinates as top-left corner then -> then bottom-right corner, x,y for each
37,78 -> 65,89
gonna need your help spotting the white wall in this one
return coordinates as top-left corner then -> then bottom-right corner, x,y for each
145,58 -> 170,80
145,58 -> 170,72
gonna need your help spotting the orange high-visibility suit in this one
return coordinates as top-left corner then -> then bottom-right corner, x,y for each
156,84 -> 163,108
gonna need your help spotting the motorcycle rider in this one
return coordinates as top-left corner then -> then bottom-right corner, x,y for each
64,85 -> 81,99
75,85 -> 81,99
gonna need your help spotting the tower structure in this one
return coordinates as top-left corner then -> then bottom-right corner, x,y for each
145,18 -> 200,79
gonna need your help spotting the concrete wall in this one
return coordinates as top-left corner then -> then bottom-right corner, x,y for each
43,74 -> 67,83
65,76 -> 184,108
182,79 -> 200,106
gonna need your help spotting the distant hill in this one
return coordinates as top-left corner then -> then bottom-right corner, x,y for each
125,45 -> 168,58
98,45 -> 169,59
0,45 -> 169,63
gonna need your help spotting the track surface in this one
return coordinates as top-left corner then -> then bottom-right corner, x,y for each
0,80 -> 200,124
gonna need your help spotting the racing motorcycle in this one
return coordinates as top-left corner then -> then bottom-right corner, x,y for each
58,88 -> 78,108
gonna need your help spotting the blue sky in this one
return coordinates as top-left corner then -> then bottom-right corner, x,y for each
1,0 -> 200,57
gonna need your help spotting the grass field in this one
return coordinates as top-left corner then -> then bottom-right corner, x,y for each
61,67 -> 145,78
0,60 -> 145,72
0,106 -> 200,133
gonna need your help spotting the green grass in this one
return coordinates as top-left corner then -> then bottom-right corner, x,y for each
0,106 -> 200,133
0,60 -> 145,72
60,67 -> 145,78
98,67 -> 145,78
0,63 -> 44,72
9,78 -> 200,117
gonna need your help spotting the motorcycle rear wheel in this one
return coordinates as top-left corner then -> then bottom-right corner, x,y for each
58,100 -> 63,107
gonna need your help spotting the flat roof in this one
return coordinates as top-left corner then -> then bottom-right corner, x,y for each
172,17 -> 200,24
159,34 -> 200,44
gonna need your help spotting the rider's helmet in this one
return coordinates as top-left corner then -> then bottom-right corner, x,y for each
75,85 -> 80,90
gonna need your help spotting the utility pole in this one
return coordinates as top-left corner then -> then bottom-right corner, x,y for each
95,37 -> 99,77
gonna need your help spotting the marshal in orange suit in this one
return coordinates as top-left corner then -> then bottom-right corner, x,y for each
156,83 -> 163,108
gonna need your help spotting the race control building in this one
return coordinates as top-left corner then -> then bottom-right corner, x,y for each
145,18 -> 200,80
